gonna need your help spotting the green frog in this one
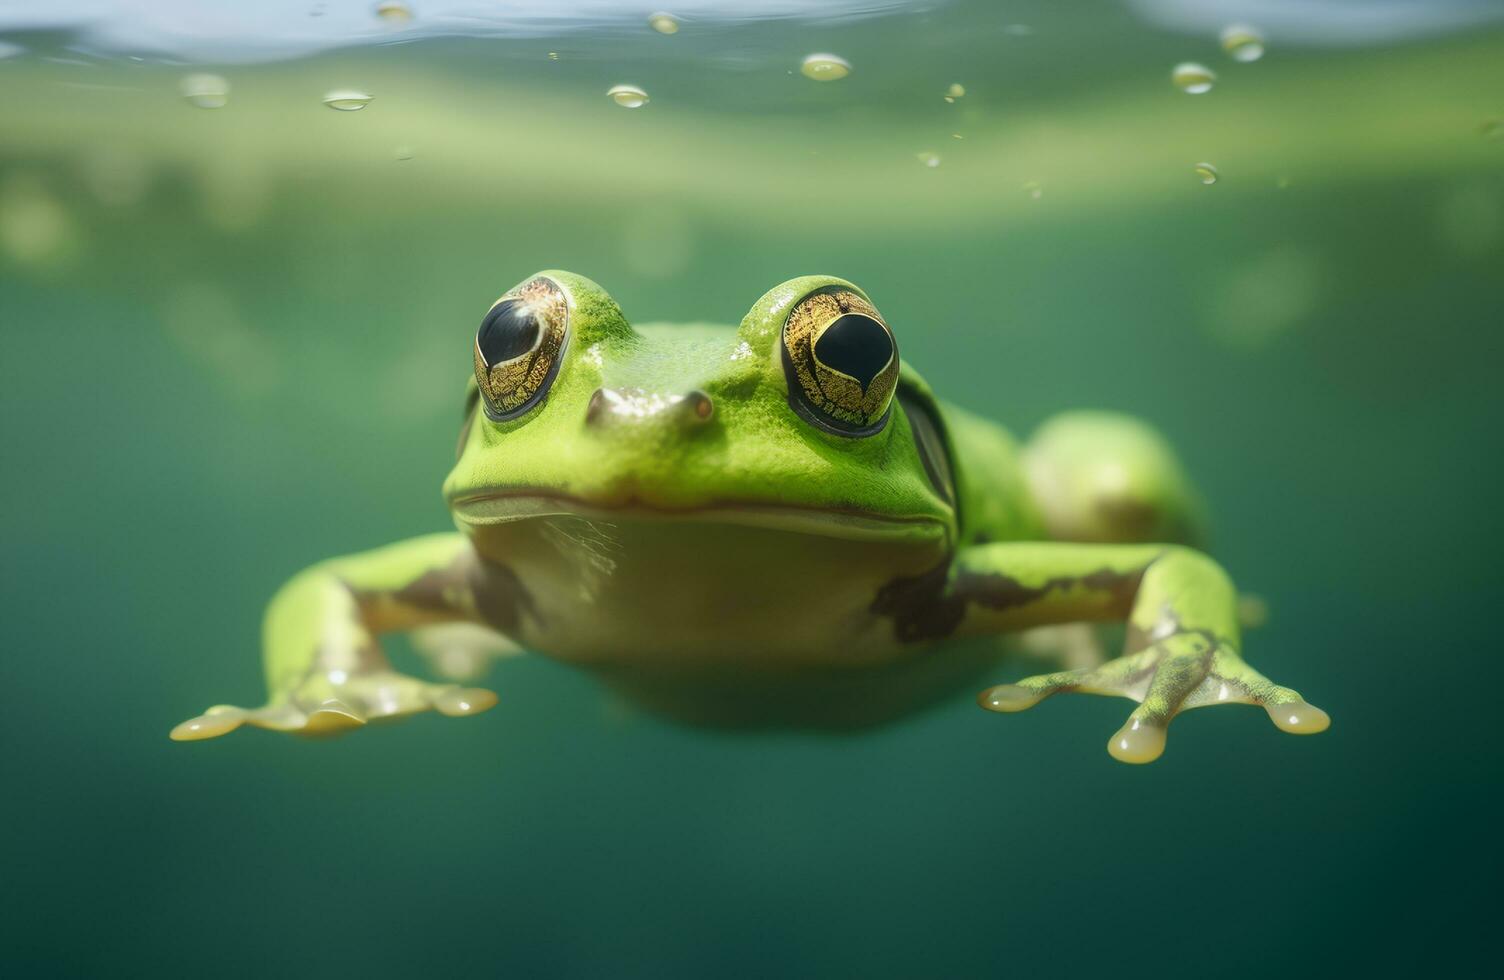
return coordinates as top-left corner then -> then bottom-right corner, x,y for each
171,271 -> 1329,763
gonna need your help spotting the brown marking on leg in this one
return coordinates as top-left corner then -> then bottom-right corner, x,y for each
347,551 -> 537,637
870,561 -> 966,643
872,559 -> 1150,644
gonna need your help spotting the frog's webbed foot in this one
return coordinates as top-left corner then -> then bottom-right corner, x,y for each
411,622 -> 524,682
1015,622 -> 1108,671
978,632 -> 1329,764
170,667 -> 497,741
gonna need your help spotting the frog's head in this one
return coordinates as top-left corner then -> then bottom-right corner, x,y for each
443,271 -> 957,551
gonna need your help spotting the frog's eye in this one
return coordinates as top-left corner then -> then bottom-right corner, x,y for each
473,276 -> 569,421
780,287 -> 898,436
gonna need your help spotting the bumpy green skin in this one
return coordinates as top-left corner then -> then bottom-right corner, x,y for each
171,271 -> 1328,763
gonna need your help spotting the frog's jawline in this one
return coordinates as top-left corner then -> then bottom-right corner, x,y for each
448,490 -> 948,543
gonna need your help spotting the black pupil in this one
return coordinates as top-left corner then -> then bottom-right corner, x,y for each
814,314 -> 893,391
477,299 -> 541,365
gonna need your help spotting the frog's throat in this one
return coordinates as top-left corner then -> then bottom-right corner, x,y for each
448,490 -> 950,545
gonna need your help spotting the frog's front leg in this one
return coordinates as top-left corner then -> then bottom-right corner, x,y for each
171,533 -> 530,741
883,543 -> 1329,763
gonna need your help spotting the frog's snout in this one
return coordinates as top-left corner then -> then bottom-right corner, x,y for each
584,387 -> 715,430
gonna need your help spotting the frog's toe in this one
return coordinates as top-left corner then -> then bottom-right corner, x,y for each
1184,662 -> 1331,735
977,683 -> 1047,713
979,652 -> 1152,715
1107,716 -> 1167,764
171,702 -> 316,740
1264,697 -> 1331,734
169,705 -> 248,741
430,686 -> 499,717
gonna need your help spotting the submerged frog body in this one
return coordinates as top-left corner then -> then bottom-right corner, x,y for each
172,271 -> 1328,762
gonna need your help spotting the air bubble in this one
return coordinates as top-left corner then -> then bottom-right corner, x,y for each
648,12 -> 679,34
608,84 -> 649,108
1172,62 -> 1216,94
323,90 -> 373,111
1023,180 -> 1043,200
944,82 -> 965,103
1220,24 -> 1265,63
917,151 -> 941,168
801,53 -> 851,82
374,1 -> 412,24
1195,162 -> 1220,185
180,73 -> 229,109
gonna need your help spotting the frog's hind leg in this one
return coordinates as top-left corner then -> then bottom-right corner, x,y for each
1015,622 -> 1108,671
1023,411 -> 1207,547
1017,415 -> 1208,676
412,622 -> 525,681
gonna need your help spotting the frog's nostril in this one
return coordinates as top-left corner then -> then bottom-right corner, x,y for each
585,387 -> 615,427
584,387 -> 713,428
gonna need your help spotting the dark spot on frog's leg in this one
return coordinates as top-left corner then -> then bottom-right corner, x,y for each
871,561 -> 965,642
468,557 -> 538,635
958,564 -> 1143,615
872,559 -> 1149,644
383,566 -> 466,615
348,553 -> 538,635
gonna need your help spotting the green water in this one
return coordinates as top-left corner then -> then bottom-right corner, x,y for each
2,1 -> 1501,975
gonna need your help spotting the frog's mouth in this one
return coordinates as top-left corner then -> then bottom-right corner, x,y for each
448,490 -> 951,545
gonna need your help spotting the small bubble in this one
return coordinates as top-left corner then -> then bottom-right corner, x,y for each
608,84 -> 649,108
944,82 -> 965,103
648,12 -> 679,34
951,133 -> 964,140
548,51 -> 559,61
800,53 -> 850,82
323,89 -> 373,111
1023,180 -> 1043,200
1195,162 -> 1219,185
1220,23 -> 1265,63
180,73 -> 229,109
917,151 -> 941,168
395,144 -> 415,161
374,1 -> 412,24
1172,62 -> 1216,94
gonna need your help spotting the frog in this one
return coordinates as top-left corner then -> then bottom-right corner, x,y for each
170,270 -> 1329,763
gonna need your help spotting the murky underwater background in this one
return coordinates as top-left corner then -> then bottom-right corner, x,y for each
2,0 -> 1502,975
